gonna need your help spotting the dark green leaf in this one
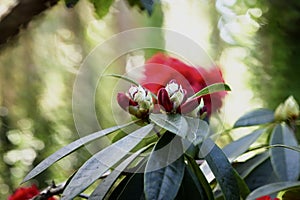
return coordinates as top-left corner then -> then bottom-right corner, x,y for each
185,155 -> 214,200
175,166 -> 206,200
89,144 -> 153,200
144,132 -> 185,200
61,124 -> 154,199
270,124 -> 300,181
222,129 -> 264,162
233,169 -> 250,199
90,0 -> 115,18
150,113 -> 188,138
246,182 -> 300,200
184,116 -> 209,145
106,73 -> 140,86
267,144 -> 300,152
243,158 -> 279,191
235,152 -> 269,178
23,122 -> 136,183
234,108 -> 274,127
108,158 -> 148,200
189,83 -> 231,99
201,138 -> 240,200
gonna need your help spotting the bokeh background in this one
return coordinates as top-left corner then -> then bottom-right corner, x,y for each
1,0 -> 300,198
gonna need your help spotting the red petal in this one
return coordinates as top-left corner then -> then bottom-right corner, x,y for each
178,97 -> 200,114
157,88 -> 173,112
117,93 -> 137,111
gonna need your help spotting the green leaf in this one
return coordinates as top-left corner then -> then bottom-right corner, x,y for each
106,74 -> 140,86
108,158 -> 148,199
235,152 -> 269,178
185,155 -> 214,200
222,129 -> 265,162
175,166 -> 206,200
267,144 -> 300,152
234,108 -> 274,128
246,181 -> 300,200
270,123 -> 300,181
184,116 -> 209,145
89,144 -> 153,200
189,83 -> 231,99
201,138 -> 240,200
61,124 -> 154,199
23,122 -> 136,183
243,158 -> 279,191
150,113 -> 188,138
90,0 -> 115,18
233,169 -> 250,199
144,132 -> 185,200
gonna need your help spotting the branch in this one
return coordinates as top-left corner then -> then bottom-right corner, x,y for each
0,0 -> 59,48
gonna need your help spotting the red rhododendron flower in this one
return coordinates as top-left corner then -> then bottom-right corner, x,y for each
140,53 -> 226,116
256,195 -> 279,200
8,184 -> 56,200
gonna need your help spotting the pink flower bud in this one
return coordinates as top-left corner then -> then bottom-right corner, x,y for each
157,88 -> 173,112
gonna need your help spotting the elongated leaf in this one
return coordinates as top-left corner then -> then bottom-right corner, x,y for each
189,83 -> 231,99
144,132 -> 185,200
90,0 -> 115,18
106,74 -> 140,86
223,129 -> 265,162
175,166 -> 206,200
267,144 -> 300,152
184,116 -> 209,145
201,138 -> 240,200
23,122 -> 136,183
233,169 -> 250,199
185,155 -> 214,200
270,124 -> 300,181
234,108 -> 274,128
89,144 -> 153,200
235,152 -> 269,178
246,182 -> 300,200
61,124 -> 154,199
150,113 -> 188,138
108,157 -> 148,200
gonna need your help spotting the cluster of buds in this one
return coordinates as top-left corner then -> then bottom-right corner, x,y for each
274,96 -> 299,121
117,80 -> 205,118
117,85 -> 153,118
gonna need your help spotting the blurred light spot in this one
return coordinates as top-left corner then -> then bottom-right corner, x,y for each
7,130 -> 21,145
56,28 -> 74,40
126,51 -> 145,81
247,8 -> 262,18
0,184 -> 9,195
17,118 -> 33,130
21,148 -> 37,166
10,167 -> 23,178
0,106 -> 8,116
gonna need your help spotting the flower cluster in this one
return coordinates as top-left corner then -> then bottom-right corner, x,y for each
141,53 -> 226,116
8,184 -> 56,200
117,53 -> 226,118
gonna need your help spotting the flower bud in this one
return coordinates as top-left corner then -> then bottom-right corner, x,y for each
157,80 -> 187,113
117,85 -> 153,118
275,96 -> 299,121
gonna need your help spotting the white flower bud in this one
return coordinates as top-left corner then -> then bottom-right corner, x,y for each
165,80 -> 185,109
128,85 -> 152,110
275,96 -> 299,121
